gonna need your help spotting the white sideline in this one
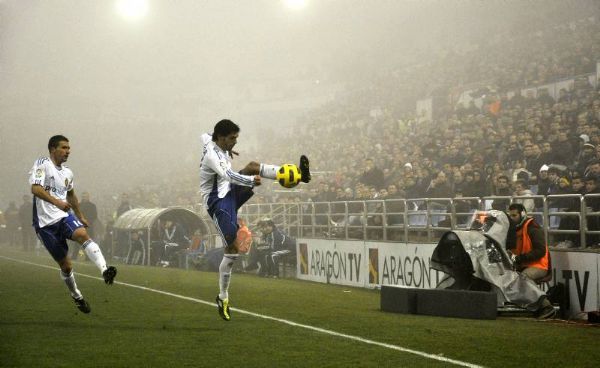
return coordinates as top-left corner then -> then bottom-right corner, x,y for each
0,255 -> 484,368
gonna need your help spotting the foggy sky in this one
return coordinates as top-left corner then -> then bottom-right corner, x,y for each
1,0 -> 598,211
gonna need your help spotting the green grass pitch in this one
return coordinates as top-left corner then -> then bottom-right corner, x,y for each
1,247 -> 599,368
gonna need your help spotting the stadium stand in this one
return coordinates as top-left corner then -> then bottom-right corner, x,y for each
103,14 -> 600,250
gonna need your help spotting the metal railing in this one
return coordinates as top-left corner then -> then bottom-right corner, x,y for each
238,194 -> 600,250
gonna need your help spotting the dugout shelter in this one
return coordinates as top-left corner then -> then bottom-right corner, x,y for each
113,207 -> 215,266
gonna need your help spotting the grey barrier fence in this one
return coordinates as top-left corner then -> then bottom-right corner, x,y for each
237,194 -> 600,250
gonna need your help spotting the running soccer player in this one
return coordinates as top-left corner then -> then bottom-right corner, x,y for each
199,119 -> 310,321
29,135 -> 117,314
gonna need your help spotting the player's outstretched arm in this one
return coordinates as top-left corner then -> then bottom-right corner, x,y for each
31,184 -> 71,212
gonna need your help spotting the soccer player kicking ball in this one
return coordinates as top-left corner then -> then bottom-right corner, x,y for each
29,135 -> 117,314
199,119 -> 310,321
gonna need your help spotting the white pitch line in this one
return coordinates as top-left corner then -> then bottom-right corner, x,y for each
0,255 -> 485,368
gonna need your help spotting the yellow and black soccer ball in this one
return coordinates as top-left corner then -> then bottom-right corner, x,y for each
276,164 -> 301,188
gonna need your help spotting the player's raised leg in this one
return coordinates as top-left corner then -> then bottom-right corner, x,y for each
71,226 -> 117,285
238,160 -> 278,179
241,159 -> 310,184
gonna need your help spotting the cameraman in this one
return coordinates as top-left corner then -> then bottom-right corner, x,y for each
506,203 -> 555,319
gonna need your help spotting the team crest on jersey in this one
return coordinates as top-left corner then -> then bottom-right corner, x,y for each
220,162 -> 227,171
35,169 -> 43,178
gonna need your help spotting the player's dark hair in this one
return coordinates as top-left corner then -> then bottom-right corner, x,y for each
48,135 -> 69,152
212,119 -> 239,141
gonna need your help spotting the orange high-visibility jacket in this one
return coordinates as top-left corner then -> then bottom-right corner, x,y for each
516,218 -> 549,270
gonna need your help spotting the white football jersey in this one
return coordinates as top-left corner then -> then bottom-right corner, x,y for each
28,157 -> 74,227
199,133 -> 254,208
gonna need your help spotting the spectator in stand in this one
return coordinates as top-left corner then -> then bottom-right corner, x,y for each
524,144 -> 544,179
551,176 -> 575,209
425,171 -> 453,199
462,171 -> 476,198
378,188 -> 389,199
403,177 -> 421,200
359,158 -> 384,190
504,141 -> 523,168
596,143 -> 600,160
440,163 -> 453,179
575,142 -> 597,176
539,141 -> 555,166
546,167 -> 562,196
536,165 -> 551,196
444,145 -> 466,167
571,174 -> 585,196
451,171 -> 465,194
584,159 -> 600,179
385,183 -> 405,219
473,169 -> 489,197
513,180 -> 535,213
452,187 -> 476,225
555,174 -> 583,249
510,160 -> 530,183
402,162 -> 414,180
584,175 -> 600,248
482,145 -> 497,166
491,175 -> 512,211
387,183 -> 404,200
552,131 -> 575,166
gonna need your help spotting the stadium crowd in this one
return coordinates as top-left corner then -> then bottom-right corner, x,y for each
248,18 -> 600,206
3,13 -> 600,251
